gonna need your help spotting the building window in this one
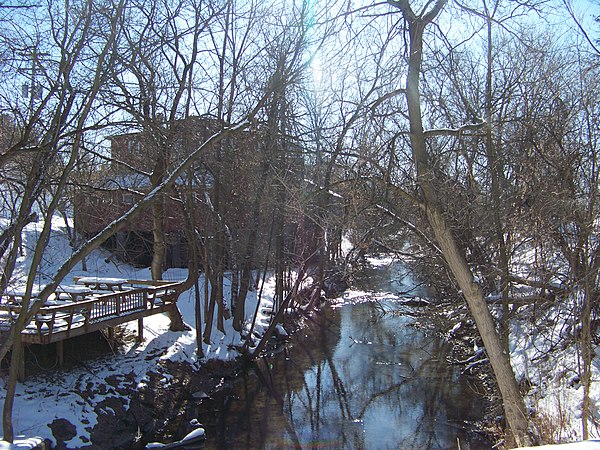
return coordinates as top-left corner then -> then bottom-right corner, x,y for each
123,193 -> 134,204
127,139 -> 141,153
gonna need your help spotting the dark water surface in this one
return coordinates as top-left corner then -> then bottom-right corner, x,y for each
196,261 -> 490,449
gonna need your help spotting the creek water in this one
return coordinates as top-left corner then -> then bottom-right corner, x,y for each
195,261 -> 491,449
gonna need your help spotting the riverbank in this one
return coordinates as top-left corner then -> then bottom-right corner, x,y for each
408,283 -> 599,449
371,248 -> 600,448
410,299 -> 507,445
0,276 -> 305,449
2,226 -> 593,448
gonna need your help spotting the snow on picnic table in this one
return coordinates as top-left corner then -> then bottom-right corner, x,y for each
0,217 -> 278,447
1,219 -> 599,448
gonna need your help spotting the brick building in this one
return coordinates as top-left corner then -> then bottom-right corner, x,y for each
75,116 -> 308,269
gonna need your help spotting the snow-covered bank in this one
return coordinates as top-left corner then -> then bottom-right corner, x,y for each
0,217 -> 283,447
518,441 -> 600,449
1,218 -> 598,448
508,298 -> 600,443
371,253 -> 600,447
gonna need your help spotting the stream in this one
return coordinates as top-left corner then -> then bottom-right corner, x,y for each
194,260 -> 491,449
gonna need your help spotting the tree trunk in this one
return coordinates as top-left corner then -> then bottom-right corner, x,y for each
203,275 -> 217,344
194,275 -> 204,358
151,193 -> 166,281
233,157 -> 270,331
215,267 -> 226,333
580,248 -> 595,439
581,283 -> 592,439
425,207 -> 531,446
2,340 -> 22,442
394,2 -> 533,445
483,9 -> 511,355
167,304 -> 187,332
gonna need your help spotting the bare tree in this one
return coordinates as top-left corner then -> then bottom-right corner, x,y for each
0,0 -> 126,441
382,0 -> 534,445
106,0 -> 222,281
514,40 -> 600,438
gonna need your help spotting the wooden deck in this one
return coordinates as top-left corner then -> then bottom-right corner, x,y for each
0,279 -> 185,346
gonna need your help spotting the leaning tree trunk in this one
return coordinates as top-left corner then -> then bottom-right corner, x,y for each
424,206 -> 532,446
392,1 -> 534,445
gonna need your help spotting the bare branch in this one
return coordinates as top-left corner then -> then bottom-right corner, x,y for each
424,121 -> 486,137
370,88 -> 406,112
563,0 -> 600,56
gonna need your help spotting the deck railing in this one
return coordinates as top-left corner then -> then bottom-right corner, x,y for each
0,280 -> 184,344
90,288 -> 147,320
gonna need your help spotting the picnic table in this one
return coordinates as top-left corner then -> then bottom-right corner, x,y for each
54,285 -> 93,301
2,285 -> 93,305
3,286 -> 44,304
74,277 -> 130,292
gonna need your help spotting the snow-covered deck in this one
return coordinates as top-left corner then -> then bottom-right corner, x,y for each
0,279 -> 185,346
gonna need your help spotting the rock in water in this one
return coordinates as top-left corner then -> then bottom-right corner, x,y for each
145,426 -> 206,449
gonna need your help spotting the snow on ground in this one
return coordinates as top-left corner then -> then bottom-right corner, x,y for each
366,255 -> 395,267
518,442 -> 600,449
509,294 -> 600,443
0,437 -> 45,449
0,217 -> 279,447
1,220 -> 599,448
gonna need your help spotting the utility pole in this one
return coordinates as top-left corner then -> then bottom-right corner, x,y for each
19,45 -> 45,115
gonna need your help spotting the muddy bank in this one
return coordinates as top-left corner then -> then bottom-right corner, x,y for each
22,328 -> 243,449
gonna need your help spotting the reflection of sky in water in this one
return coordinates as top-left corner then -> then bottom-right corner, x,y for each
283,299 -> 480,449
199,261 -> 489,449
356,259 -> 430,298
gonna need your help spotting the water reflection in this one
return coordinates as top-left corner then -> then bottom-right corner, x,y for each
197,264 -> 489,449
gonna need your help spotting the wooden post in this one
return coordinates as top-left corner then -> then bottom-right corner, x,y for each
107,326 -> 115,350
57,340 -> 64,367
137,318 -> 144,343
